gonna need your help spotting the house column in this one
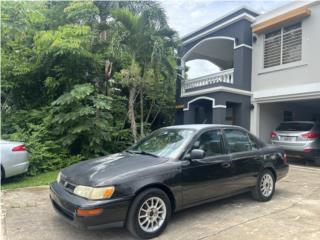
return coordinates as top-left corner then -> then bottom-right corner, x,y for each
250,101 -> 260,135
212,106 -> 226,124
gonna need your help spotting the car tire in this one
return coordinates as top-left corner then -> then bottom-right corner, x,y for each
126,188 -> 171,239
1,166 -> 5,180
251,169 -> 275,202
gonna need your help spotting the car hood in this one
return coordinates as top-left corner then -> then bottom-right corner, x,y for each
61,152 -> 168,187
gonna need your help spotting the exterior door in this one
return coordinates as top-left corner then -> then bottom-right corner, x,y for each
181,129 -> 232,207
223,129 -> 262,191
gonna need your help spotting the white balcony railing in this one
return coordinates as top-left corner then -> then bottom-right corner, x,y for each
182,68 -> 234,91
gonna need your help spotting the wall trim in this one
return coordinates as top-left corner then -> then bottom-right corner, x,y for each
182,13 -> 256,45
257,62 -> 307,75
182,36 -> 252,61
213,105 -> 227,108
234,44 -> 252,50
181,86 -> 252,98
183,96 -> 215,111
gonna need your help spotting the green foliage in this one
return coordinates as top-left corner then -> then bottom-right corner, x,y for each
2,109 -> 83,176
51,83 -> 113,156
64,1 -> 99,25
34,24 -> 93,57
1,1 -> 178,177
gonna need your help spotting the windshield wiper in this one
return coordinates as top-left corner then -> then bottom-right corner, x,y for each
125,150 -> 159,158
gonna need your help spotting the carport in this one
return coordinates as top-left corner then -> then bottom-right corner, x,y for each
254,98 -> 320,142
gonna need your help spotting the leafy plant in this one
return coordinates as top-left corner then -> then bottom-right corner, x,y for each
51,83 -> 113,156
1,1 -> 178,177
2,109 -> 83,176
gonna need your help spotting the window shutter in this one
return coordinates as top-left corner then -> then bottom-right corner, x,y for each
282,23 -> 302,64
264,30 -> 281,68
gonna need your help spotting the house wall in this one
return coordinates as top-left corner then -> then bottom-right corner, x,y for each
182,8 -> 258,45
176,8 -> 256,128
177,92 -> 251,129
250,2 -> 320,137
251,4 -> 320,92
180,19 -> 254,93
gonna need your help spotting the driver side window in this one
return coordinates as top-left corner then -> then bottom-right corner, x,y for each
193,130 -> 224,157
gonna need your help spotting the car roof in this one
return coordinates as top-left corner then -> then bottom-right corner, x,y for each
164,124 -> 246,131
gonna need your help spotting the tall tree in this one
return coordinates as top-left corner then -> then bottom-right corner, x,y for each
112,5 -> 177,141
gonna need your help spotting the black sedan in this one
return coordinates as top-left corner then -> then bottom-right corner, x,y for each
50,124 -> 289,239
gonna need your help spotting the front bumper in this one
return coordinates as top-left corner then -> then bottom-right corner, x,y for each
50,181 -> 131,230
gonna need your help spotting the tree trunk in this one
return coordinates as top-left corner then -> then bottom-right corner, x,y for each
128,87 -> 138,143
105,60 -> 112,96
140,90 -> 144,138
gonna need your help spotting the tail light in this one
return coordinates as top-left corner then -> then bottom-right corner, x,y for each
301,132 -> 320,139
12,144 -> 26,152
271,131 -> 278,138
303,147 -> 312,153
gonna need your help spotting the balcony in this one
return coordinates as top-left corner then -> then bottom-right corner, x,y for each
182,68 -> 234,92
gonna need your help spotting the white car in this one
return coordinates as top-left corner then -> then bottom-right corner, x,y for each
1,140 -> 29,179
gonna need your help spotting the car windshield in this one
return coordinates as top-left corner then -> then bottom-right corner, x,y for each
128,129 -> 195,159
276,122 -> 314,131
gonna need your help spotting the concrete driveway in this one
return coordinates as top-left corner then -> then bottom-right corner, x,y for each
1,165 -> 320,240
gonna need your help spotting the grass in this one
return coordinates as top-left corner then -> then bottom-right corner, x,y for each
1,170 -> 59,190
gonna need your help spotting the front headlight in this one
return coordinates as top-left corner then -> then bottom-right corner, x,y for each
57,172 -> 61,183
73,185 -> 115,200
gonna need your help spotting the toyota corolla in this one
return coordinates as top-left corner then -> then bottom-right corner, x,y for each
50,124 -> 288,239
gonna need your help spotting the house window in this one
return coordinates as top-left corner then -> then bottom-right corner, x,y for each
264,29 -> 281,68
264,22 -> 302,68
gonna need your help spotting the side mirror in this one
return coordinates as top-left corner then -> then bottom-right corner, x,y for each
190,149 -> 205,160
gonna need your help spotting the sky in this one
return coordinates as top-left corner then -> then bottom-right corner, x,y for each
161,0 -> 292,78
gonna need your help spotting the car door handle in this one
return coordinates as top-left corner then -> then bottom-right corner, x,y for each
221,162 -> 231,168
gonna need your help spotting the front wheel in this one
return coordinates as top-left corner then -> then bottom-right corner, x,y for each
126,188 -> 171,239
251,169 -> 275,202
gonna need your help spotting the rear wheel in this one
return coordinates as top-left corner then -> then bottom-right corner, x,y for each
126,188 -> 171,239
251,169 -> 275,202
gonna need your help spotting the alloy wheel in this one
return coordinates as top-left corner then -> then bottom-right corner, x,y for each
138,196 -> 167,233
260,173 -> 274,197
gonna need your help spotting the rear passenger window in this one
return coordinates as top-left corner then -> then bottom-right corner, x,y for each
224,129 -> 252,153
194,130 -> 224,157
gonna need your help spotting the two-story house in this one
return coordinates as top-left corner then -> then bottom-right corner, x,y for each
250,0 -> 320,141
176,1 -> 320,142
175,7 -> 259,130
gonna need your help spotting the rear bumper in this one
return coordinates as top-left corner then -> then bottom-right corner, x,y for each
4,161 -> 29,178
285,149 -> 320,161
50,182 -> 132,230
276,165 -> 289,181
271,141 -> 319,161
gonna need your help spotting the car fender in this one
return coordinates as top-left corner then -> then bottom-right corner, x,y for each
125,167 -> 183,212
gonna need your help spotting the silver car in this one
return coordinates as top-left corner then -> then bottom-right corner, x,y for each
0,140 -> 29,179
271,121 -> 320,164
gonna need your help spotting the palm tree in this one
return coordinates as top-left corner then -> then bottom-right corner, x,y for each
112,5 -> 178,141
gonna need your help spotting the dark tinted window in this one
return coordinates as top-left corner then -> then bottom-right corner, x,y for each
194,130 -> 224,157
224,129 -> 252,153
276,123 -> 314,131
